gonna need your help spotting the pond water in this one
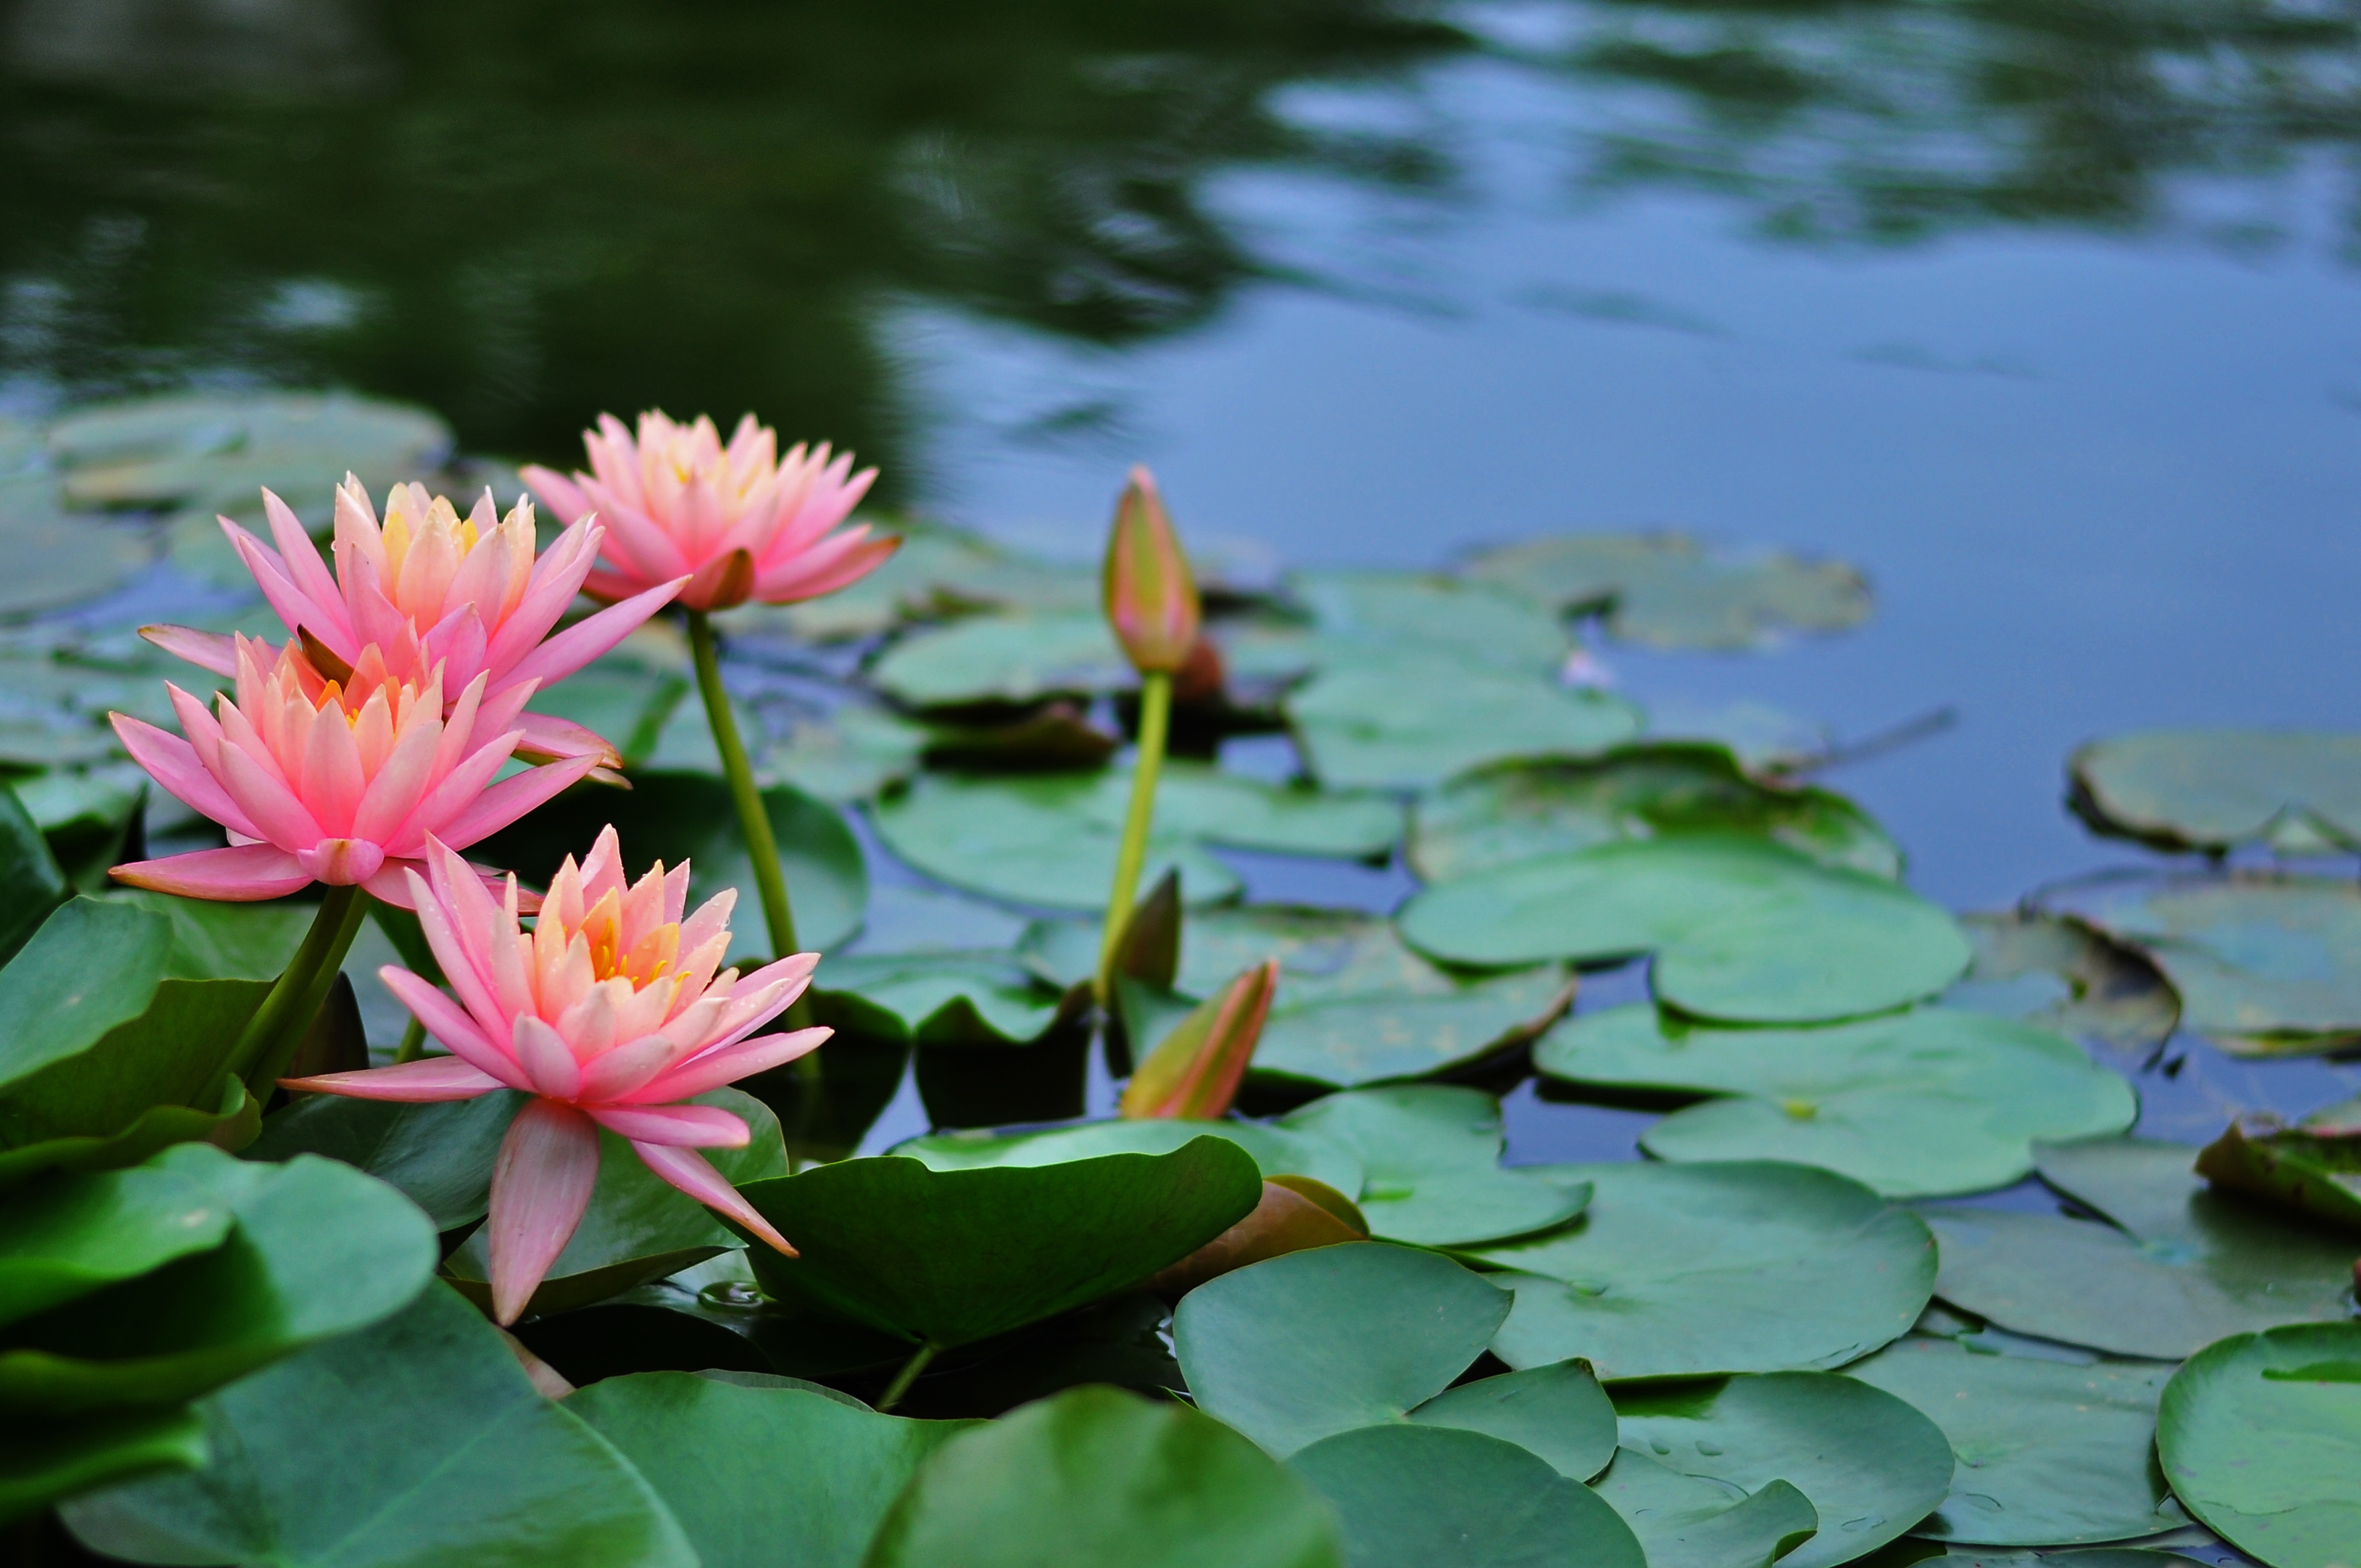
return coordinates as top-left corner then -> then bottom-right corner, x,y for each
6,2 -> 2360,1245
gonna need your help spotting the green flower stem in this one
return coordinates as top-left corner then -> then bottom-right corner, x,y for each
224,884 -> 369,1099
1096,669 -> 1173,1001
877,1340 -> 939,1413
688,609 -> 799,959
391,1016 -> 428,1065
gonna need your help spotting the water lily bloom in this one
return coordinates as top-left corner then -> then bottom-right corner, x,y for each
521,410 -> 896,613
1103,465 -> 1200,676
108,636 -> 597,906
282,831 -> 826,1322
142,478 -> 686,770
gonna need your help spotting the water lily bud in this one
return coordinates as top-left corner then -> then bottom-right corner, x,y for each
1119,959 -> 1277,1120
1102,465 -> 1201,676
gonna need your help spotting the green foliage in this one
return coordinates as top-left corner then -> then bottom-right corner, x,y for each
2156,1322 -> 2361,1568
1460,532 -> 1872,651
2070,729 -> 2361,854
1276,1087 -> 1591,1246
1590,1449 -> 1818,1568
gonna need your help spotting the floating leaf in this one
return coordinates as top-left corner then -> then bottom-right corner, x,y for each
895,1117 -> 1365,1199
1287,658 -> 1644,790
869,609 -> 1132,712
1260,570 -> 1579,675
740,1139 -> 1262,1351
1591,1447 -> 1819,1568
0,783 -> 66,966
1400,836 -> 1970,1024
0,1158 -> 233,1329
1289,1424 -> 1646,1568
2156,1321 -> 2361,1568
1923,1138 -> 2360,1359
815,952 -> 1076,1045
1277,1087 -> 1590,1245
1461,532 -> 1871,651
2037,871 -> 2361,1053
1537,1006 -> 2137,1198
1411,745 -> 1900,884
60,1282 -> 696,1568
1947,911 -> 2179,1056
1474,1161 -> 1933,1380
444,1090 -> 789,1320
864,1384 -> 1345,1568
47,391 -> 452,515
569,1371 -> 976,1568
1843,1336 -> 2184,1544
0,1406 -> 206,1527
1405,1359 -> 1620,1484
1612,1373 -> 1953,1568
1173,1242 -> 1509,1456
873,764 -> 1401,911
738,521 -> 1096,644
2070,729 -> 2361,854
0,477 -> 151,615
2194,1110 -> 2361,1233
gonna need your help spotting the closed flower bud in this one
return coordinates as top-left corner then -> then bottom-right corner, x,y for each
1102,466 -> 1201,676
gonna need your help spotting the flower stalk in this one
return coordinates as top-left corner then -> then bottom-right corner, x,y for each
219,884 -> 370,1101
687,609 -> 797,960
1097,671 -> 1172,1001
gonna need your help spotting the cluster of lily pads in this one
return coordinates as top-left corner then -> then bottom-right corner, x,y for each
0,389 -> 2355,1568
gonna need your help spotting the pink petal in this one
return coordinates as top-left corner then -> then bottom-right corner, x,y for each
295,837 -> 385,886
351,701 -> 448,846
362,859 -> 424,908
573,1033 -> 682,1102
629,1141 -> 795,1255
428,752 -> 601,851
627,1028 -> 830,1104
139,624 -> 239,678
260,488 -> 355,650
499,576 -> 687,692
512,1015 -> 584,1099
108,844 -> 310,901
379,965 -> 528,1088
519,464 -> 594,526
514,711 -> 622,769
222,522 -> 332,656
379,728 -> 526,856
487,1099 -> 601,1324
279,1057 -> 507,1101
754,530 -> 900,605
215,739 -> 327,850
110,713 -> 257,838
479,521 -> 599,676
585,1102 -> 748,1148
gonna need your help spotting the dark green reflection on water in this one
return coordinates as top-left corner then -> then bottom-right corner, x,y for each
3,0 -> 2357,481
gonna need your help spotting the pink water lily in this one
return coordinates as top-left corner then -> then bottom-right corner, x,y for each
522,410 -> 896,613
282,831 -> 826,1323
142,477 -> 686,770
110,636 -> 595,907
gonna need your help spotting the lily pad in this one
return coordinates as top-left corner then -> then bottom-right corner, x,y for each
896,1118 -> 1365,1200
0,1406 -> 207,1527
2194,1110 -> 2361,1233
1399,836 -> 1970,1024
59,1281 -> 696,1568
1591,1447 -> 1819,1568
1612,1373 -> 1954,1568
569,1371 -> 977,1568
1277,1087 -> 1591,1246
872,764 -> 1402,911
0,476 -> 153,615
1266,570 -> 1580,676
1947,912 -> 2179,1056
1173,1242 -> 1510,1457
864,1384 -> 1345,1568
0,1158 -> 234,1329
1460,532 -> 1872,651
869,610 -> 1132,712
744,521 -> 1097,644
1473,1161 -> 1934,1380
47,391 -> 451,516
247,1090 -> 524,1231
2156,1321 -> 2361,1568
2037,871 -> 2361,1053
0,783 -> 66,965
1406,1359 -> 1620,1484
1842,1337 -> 2184,1544
1922,1137 -> 2360,1359
1537,1006 -> 2137,1197
813,952 -> 1076,1046
1411,745 -> 1901,884
739,1138 -> 1263,1351
0,1143 -> 436,1416
444,1089 -> 789,1320
2069,729 -> 2361,854
1289,1424 -> 1646,1568
1284,657 -> 1642,792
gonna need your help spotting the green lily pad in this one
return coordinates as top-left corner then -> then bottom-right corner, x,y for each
869,609 -> 1133,712
1613,1373 -> 1954,1568
1537,1006 -> 2138,1197
59,1281 -> 696,1568
0,476 -> 153,615
1173,1242 -> 1510,1456
1277,570 -> 1581,674
247,1090 -> 524,1231
1460,532 -> 1872,651
738,521 -> 1098,644
1922,1138 -> 2360,1359
0,1143 -> 435,1416
1473,1161 -> 1934,1380
569,1371 -> 977,1568
1410,745 -> 1901,884
0,783 -> 66,966
0,1406 -> 207,1527
47,391 -> 451,516
1289,1424 -> 1647,1568
1399,836 -> 1970,1025
478,769 -> 867,957
444,1089 -> 788,1320
813,952 -> 1076,1045
2069,729 -> 2361,854
895,1118 -> 1366,1199
857,884 -> 1036,956
762,703 -> 933,804
0,1158 -> 234,1329
2038,872 -> 2361,1053
1405,1359 -> 1620,1484
2156,1321 -> 2361,1568
1277,1087 -> 1591,1245
2194,1112 -> 2361,1233
1591,1447 -> 1819,1568
873,764 -> 1402,911
1286,657 -> 1645,791
741,1138 -> 1262,1351
864,1384 -> 1345,1568
1843,1337 -> 2184,1544
1947,912 -> 2179,1056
